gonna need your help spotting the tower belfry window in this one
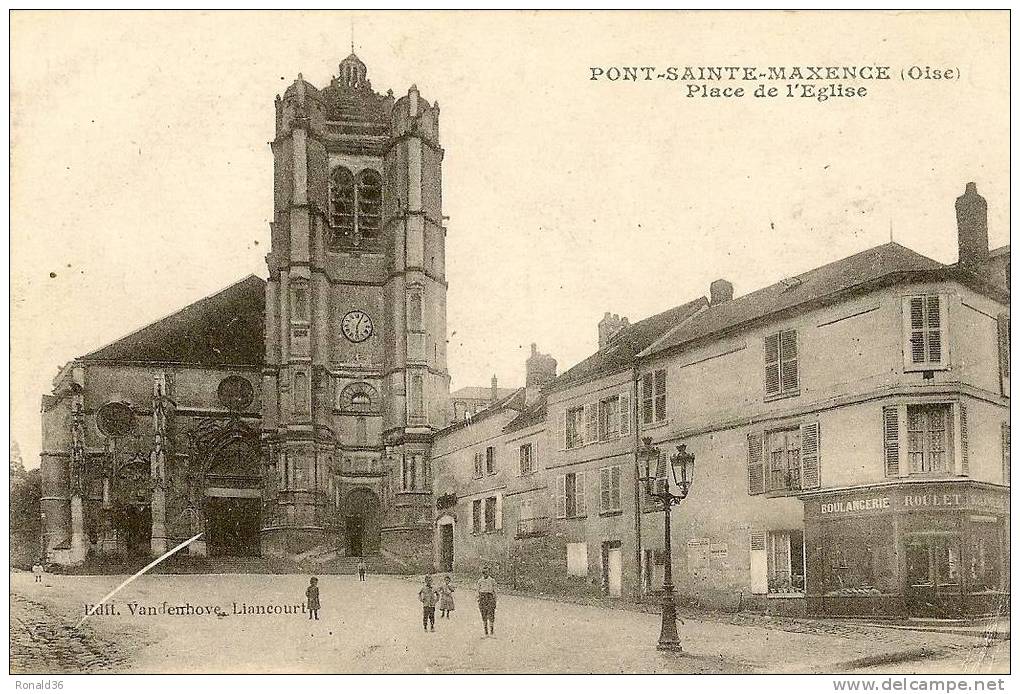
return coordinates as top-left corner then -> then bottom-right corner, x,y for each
357,170 -> 382,242
329,166 -> 382,247
329,167 -> 355,237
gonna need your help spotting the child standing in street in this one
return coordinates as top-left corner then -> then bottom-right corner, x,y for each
357,559 -> 366,582
418,574 -> 439,632
32,561 -> 44,583
305,577 -> 320,620
438,575 -> 455,618
477,566 -> 497,636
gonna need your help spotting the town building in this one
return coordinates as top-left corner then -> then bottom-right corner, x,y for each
430,183 -> 1009,618
636,183 -> 1009,618
448,378 -> 517,423
39,53 -> 471,568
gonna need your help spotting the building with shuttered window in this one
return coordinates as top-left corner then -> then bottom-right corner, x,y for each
635,183 -> 1009,617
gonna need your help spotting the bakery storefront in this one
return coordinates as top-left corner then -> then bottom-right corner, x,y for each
801,480 -> 1009,618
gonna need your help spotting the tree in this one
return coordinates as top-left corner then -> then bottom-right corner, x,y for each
10,440 -> 42,567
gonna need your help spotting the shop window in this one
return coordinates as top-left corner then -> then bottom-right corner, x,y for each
555,471 -> 587,519
817,522 -> 897,597
907,404 -> 952,474
598,396 -> 620,441
764,329 -> 799,399
767,530 -> 805,594
968,520 -> 1002,593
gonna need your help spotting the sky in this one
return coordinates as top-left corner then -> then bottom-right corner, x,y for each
10,11 -> 1009,468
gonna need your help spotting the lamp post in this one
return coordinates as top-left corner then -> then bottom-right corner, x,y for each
638,437 -> 696,653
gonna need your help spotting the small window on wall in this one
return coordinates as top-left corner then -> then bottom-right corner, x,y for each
641,370 -> 667,425
407,289 -> 423,332
767,530 -> 805,594
291,283 -> 310,323
293,371 -> 309,413
903,295 -> 949,371
409,373 -> 424,417
485,446 -> 497,475
472,499 -> 482,534
598,396 -> 620,441
565,406 -> 585,449
906,404 -> 952,474
764,330 -> 799,399
519,443 -> 535,476
473,451 -> 483,479
599,466 -> 622,513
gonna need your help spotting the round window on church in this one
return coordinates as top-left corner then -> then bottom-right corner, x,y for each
218,375 -> 254,411
96,402 -> 135,438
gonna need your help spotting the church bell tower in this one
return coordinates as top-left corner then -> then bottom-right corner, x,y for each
262,53 -> 449,562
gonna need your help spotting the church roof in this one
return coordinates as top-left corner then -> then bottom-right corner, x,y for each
81,275 -> 265,367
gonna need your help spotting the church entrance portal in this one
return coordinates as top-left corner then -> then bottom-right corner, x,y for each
343,488 -> 381,556
206,497 -> 261,557
116,505 -> 151,557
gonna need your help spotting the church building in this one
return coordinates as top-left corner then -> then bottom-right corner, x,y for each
39,53 -> 451,567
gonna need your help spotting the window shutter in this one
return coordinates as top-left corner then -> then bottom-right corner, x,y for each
642,373 -> 654,425
800,421 -> 820,489
883,406 -> 901,477
612,466 -> 622,510
555,475 -> 566,518
584,404 -> 597,444
619,391 -> 631,436
495,494 -> 503,530
747,432 -> 764,495
576,470 -> 587,516
926,295 -> 943,364
749,529 -> 768,595
780,330 -> 799,393
998,312 -> 1011,396
959,401 -> 969,476
907,297 -> 927,365
764,333 -> 781,397
1002,422 -> 1010,485
559,409 -> 567,450
600,467 -> 611,512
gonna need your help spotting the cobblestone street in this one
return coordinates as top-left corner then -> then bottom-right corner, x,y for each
8,571 -> 1007,674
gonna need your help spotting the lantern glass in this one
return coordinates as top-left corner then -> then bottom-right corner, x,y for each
671,444 -> 695,489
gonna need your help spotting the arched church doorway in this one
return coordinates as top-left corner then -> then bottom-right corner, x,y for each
205,496 -> 261,557
115,504 -> 151,557
343,487 -> 381,557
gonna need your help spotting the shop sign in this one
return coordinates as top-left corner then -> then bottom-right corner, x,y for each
811,484 -> 1008,518
820,496 -> 890,515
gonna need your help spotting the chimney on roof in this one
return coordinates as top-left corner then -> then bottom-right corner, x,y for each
525,343 -> 557,406
598,312 -> 628,349
956,182 -> 989,272
710,279 -> 734,305
490,374 -> 498,403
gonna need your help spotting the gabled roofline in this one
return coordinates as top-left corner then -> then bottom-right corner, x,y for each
435,387 -> 526,435
639,266 -> 1009,363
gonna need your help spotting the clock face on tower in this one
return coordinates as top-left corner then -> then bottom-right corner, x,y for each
341,310 -> 374,343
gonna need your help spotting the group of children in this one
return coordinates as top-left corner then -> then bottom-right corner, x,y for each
419,566 -> 498,636
302,564 -> 499,637
417,574 -> 457,631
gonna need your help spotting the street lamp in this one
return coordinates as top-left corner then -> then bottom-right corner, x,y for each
639,437 -> 696,653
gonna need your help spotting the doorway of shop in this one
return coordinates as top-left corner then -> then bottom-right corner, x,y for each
905,533 -> 962,617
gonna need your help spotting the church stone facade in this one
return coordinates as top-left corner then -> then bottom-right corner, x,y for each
39,54 -> 450,568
